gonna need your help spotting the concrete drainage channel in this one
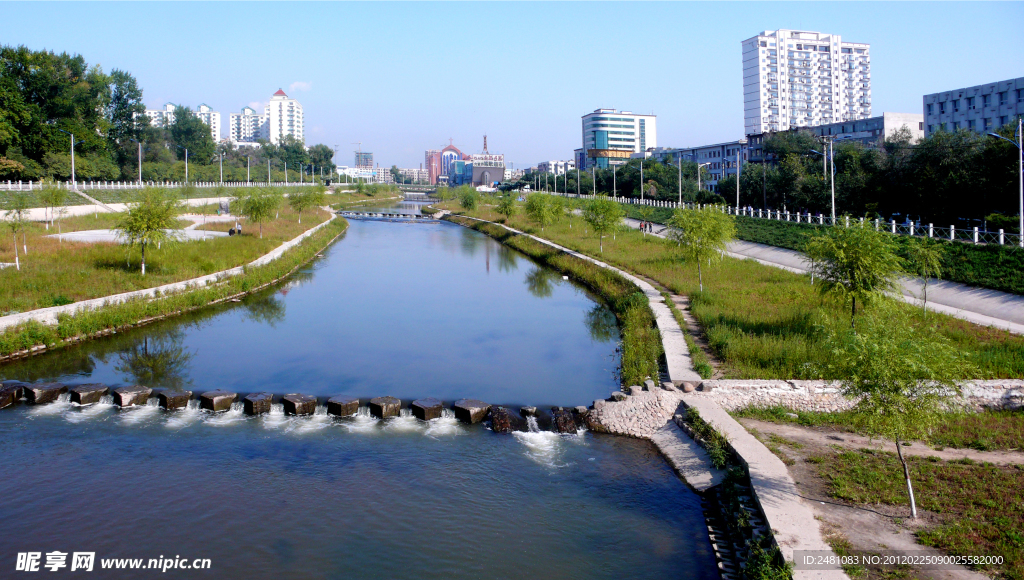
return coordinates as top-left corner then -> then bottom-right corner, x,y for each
0,381 -> 593,433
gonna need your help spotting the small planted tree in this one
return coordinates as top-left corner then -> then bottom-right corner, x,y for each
115,188 -> 181,276
240,188 -> 279,239
495,195 -> 517,222
821,300 -> 976,519
805,222 -> 903,327
562,197 -> 579,229
525,193 -> 554,230
4,191 -> 30,270
666,205 -> 736,291
38,179 -> 69,231
904,239 -> 944,313
288,191 -> 312,223
582,196 -> 624,252
458,187 -> 478,210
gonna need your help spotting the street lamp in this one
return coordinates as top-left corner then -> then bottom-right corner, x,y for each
810,143 -> 836,222
129,138 -> 144,184
50,126 -> 76,189
219,152 -> 223,184
172,144 -> 189,183
639,157 -> 644,201
736,137 -> 748,210
247,156 -> 250,184
989,117 -> 1023,248
697,162 -> 711,195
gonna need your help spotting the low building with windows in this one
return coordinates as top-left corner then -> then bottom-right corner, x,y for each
536,160 -> 576,175
923,77 -> 1024,136
805,112 -> 923,146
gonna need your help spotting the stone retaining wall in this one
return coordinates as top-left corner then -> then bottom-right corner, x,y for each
697,379 -> 1024,412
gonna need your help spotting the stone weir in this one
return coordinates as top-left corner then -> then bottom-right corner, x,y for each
0,381 -> 592,433
338,211 -> 439,223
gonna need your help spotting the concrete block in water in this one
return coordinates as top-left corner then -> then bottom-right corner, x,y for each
452,399 -> 490,424
24,383 -> 68,405
282,394 -> 318,415
199,390 -> 237,412
2,381 -> 25,401
410,398 -> 442,421
369,396 -> 402,419
158,390 -> 193,411
113,386 -> 152,407
69,384 -> 108,405
489,407 -> 513,433
0,386 -> 17,410
551,407 -> 578,433
519,406 -> 537,417
326,396 -> 360,417
244,393 -> 274,415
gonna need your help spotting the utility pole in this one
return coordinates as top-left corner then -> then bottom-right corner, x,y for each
247,156 -> 250,184
678,153 -> 682,204
640,159 -> 644,201
219,152 -> 223,184
613,164 -> 616,199
137,140 -> 143,183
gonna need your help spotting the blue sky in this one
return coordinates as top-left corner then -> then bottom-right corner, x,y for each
4,2 -> 1023,168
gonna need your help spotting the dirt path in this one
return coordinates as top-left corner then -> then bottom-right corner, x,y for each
740,418 -> 1024,466
737,417 -> 999,580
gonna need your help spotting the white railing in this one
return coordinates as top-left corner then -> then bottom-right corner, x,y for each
0,180 -> 320,191
545,191 -> 1023,249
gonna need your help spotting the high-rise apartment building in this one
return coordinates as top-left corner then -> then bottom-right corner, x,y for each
143,102 -> 220,142
264,89 -> 304,145
580,109 -> 656,169
742,30 -> 871,135
229,106 -> 267,144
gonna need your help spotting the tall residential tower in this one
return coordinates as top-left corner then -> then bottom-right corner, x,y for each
742,30 -> 871,135
264,89 -> 304,145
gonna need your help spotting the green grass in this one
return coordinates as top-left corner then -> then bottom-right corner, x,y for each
735,405 -> 1024,452
0,204 -> 333,314
437,201 -> 1024,379
0,217 -> 348,360
813,448 -> 1024,580
446,215 -> 661,386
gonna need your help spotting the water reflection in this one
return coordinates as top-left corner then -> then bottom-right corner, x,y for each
242,295 -> 286,327
114,330 -> 194,390
585,304 -> 618,343
525,267 -> 562,298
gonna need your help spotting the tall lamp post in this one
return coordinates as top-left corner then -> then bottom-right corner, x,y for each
51,126 -> 77,189
172,144 -> 189,183
639,158 -> 644,201
219,152 -> 223,184
988,118 -> 1023,248
736,137 -> 748,210
129,138 -> 144,184
246,156 -> 250,184
810,143 -> 836,222
697,162 -> 711,195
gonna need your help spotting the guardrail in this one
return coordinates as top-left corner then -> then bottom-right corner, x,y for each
549,191 -> 1023,249
0,180 -> 320,191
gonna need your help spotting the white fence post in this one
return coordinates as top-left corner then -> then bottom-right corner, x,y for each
928,223 -> 933,238
950,226 -> 955,241
891,220 -> 896,234
973,227 -> 979,244
999,229 -> 1005,245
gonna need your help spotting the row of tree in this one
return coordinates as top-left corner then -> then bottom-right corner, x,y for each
509,122 -> 1021,229
0,45 -> 337,183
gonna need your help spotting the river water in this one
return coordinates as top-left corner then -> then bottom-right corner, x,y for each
0,201 -> 717,578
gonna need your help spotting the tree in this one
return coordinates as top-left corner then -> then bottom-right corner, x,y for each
458,187 -> 478,210
240,188 -> 279,239
288,191 -> 312,223
37,179 -> 69,230
4,190 -> 30,270
904,240 -> 944,313
821,300 -> 976,519
390,165 -> 402,184
582,196 -> 624,252
105,69 -> 145,166
525,193 -> 554,230
805,222 -> 904,327
307,144 -> 336,175
115,188 -> 180,275
495,195 -> 517,222
666,205 -> 736,291
169,106 -> 215,167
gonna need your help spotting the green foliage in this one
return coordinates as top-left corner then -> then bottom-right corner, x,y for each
458,187 -> 478,210
666,205 -> 736,291
524,193 -> 555,230
240,188 -> 279,238
495,195 -> 517,221
115,188 -> 181,275
169,106 -> 215,168
805,222 -> 904,322
582,196 -> 624,251
904,238 -> 944,311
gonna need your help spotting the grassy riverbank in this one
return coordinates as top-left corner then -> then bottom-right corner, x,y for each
0,216 -> 347,360
445,215 -> 661,386
0,203 -> 332,314
436,202 -> 1024,379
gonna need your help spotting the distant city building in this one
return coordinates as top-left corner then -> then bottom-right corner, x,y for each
355,151 -> 373,168
504,168 -> 525,181
425,142 -> 466,185
742,29 -> 871,135
398,167 -> 430,183
447,137 -> 505,187
229,106 -> 266,144
264,89 -> 304,145
923,77 -> 1024,137
337,165 -> 389,183
536,160 -> 576,175
143,102 -> 220,142
806,112 -> 923,146
581,109 -> 657,170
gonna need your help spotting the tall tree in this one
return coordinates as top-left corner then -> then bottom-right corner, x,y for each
105,69 -> 146,171
169,105 -> 215,165
115,188 -> 181,275
666,205 -> 736,291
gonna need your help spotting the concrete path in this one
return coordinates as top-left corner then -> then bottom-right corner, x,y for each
48,228 -> 227,243
623,217 -> 1024,335
19,196 -> 237,222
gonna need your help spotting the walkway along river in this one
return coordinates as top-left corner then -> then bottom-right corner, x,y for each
0,201 -> 720,579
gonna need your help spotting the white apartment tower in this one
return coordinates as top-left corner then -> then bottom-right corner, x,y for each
142,102 -> 220,141
229,106 -> 267,144
742,30 -> 871,135
194,104 -> 221,142
264,89 -> 304,145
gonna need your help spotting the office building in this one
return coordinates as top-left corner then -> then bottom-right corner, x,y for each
923,77 -> 1024,136
742,29 -> 871,135
806,112 -> 923,146
580,109 -> 657,170
264,89 -> 304,145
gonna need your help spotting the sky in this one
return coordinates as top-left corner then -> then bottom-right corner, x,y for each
4,1 -> 1023,169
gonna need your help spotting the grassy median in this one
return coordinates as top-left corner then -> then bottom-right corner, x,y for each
436,201 -> 1024,379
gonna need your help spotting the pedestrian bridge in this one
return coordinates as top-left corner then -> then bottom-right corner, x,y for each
339,211 -> 439,223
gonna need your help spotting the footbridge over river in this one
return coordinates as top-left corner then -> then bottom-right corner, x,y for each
338,210 -> 439,223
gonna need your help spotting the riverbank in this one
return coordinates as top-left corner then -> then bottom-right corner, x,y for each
0,214 -> 348,362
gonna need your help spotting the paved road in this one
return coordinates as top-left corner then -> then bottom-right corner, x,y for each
49,228 -> 228,244
624,216 -> 1024,335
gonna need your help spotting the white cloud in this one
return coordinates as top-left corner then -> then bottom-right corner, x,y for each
289,81 -> 312,92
